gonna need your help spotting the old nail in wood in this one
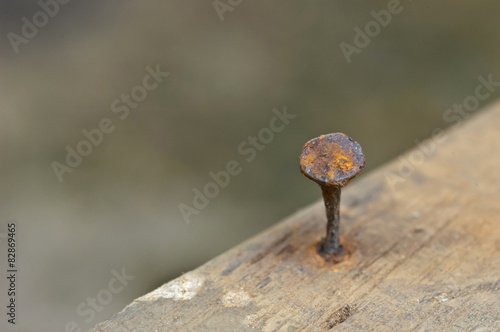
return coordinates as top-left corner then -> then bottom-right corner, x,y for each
300,133 -> 366,262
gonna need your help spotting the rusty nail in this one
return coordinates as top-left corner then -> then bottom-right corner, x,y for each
300,133 -> 366,262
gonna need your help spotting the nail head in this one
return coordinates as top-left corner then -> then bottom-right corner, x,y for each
300,133 -> 366,188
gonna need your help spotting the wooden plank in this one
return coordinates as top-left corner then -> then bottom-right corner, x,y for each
93,102 -> 500,331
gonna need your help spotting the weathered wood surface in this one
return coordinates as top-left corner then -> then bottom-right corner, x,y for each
93,103 -> 500,331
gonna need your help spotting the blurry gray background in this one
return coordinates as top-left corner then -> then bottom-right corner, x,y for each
0,1 -> 499,331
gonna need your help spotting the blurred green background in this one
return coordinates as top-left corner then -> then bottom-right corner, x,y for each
1,1 -> 499,331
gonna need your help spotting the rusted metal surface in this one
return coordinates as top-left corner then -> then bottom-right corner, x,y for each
300,133 -> 366,262
299,133 -> 365,188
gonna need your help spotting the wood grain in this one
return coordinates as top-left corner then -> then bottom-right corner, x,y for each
93,103 -> 500,331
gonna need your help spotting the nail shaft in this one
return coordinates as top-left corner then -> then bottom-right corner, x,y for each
321,186 -> 341,254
